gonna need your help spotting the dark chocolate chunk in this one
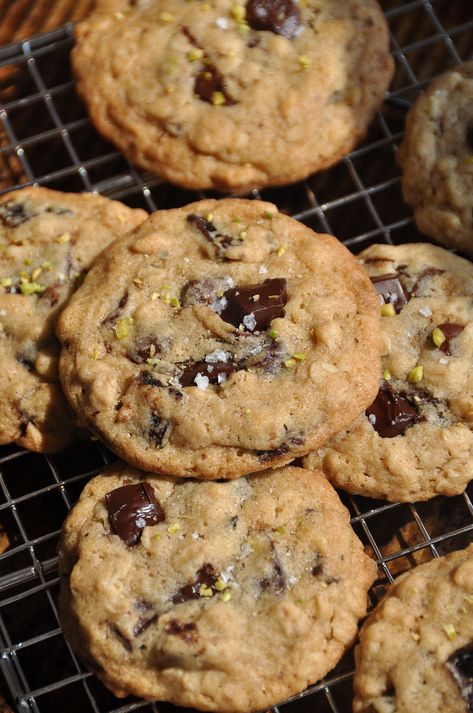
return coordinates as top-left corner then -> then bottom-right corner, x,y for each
109,624 -> 132,652
446,643 -> 473,711
246,0 -> 301,38
172,563 -> 219,604
0,201 -> 33,228
105,482 -> 165,547
139,371 -> 162,387
149,413 -> 172,447
256,442 -> 289,462
165,620 -> 198,643
102,293 -> 128,326
181,278 -> 217,305
221,278 -> 287,331
187,213 -> 238,259
195,64 -> 235,105
467,124 -> 473,153
365,384 -> 419,438
133,614 -> 158,637
411,267 -> 445,296
259,540 -> 285,592
370,273 -> 408,313
436,323 -> 465,354
128,336 -> 168,364
179,360 -> 235,387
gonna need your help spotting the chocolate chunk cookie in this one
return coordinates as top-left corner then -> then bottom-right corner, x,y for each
354,545 -> 473,713
398,63 -> 473,254
59,462 -> 377,711
0,187 -> 146,452
303,243 -> 473,502
72,0 -> 393,191
57,198 -> 381,479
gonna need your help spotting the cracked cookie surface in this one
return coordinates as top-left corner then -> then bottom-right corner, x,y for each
0,187 -> 146,452
354,545 -> 473,713
72,0 -> 393,191
398,63 -> 473,255
303,243 -> 473,502
59,462 -> 377,711
57,198 -> 381,478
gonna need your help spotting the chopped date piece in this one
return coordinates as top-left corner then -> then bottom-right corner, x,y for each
446,643 -> 473,712
105,482 -> 165,547
246,0 -> 301,38
370,273 -> 408,313
366,384 -> 419,438
179,360 -> 235,387
221,278 -> 287,331
436,322 -> 465,354
173,563 -> 219,603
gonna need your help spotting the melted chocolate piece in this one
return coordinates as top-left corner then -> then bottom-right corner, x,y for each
139,371 -> 162,387
187,214 -> 237,257
179,360 -> 235,387
149,413 -> 172,447
195,64 -> 235,105
165,620 -> 198,643
133,614 -> 158,637
256,434 -> 303,462
102,293 -> 128,326
436,323 -> 465,354
0,201 -> 32,228
370,273 -> 408,313
109,624 -> 132,652
467,124 -> 473,153
128,336 -> 167,364
105,482 -> 165,547
260,540 -> 285,592
41,284 -> 62,307
366,384 -> 419,438
411,267 -> 445,296
221,278 -> 287,331
173,563 -> 219,604
446,643 -> 473,711
246,0 -> 301,38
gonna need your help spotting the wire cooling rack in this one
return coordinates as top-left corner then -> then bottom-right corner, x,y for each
0,1 -> 472,711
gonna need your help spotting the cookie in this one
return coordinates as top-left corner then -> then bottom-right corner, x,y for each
303,242 -> 473,502
398,63 -> 473,254
57,198 -> 381,479
0,187 -> 146,452
71,0 -> 393,192
59,462 -> 377,711
353,545 -> 473,713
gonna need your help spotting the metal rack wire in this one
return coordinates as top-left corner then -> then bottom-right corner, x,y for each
0,1 -> 472,711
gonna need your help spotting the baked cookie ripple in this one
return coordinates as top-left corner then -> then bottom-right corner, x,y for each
57,198 -> 381,478
72,0 -> 393,192
0,187 -> 146,452
59,463 -> 377,711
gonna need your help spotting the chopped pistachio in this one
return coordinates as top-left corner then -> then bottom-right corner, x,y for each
31,267 -> 42,281
146,357 -> 161,366
431,327 -> 446,348
284,358 -> 296,369
410,631 -> 420,641
205,213 -> 214,222
41,261 -> 52,270
239,230 -> 247,239
170,296 -> 181,308
298,55 -> 311,69
220,590 -> 232,602
443,623 -> 457,641
383,368 -> 391,381
380,303 -> 396,317
199,584 -> 213,597
165,85 -> 175,95
151,292 -> 160,300
211,91 -> 226,106
296,598 -> 306,606
232,216 -> 241,223
214,579 -> 227,591
0,278 -> 12,288
158,11 -> 175,21
23,258 -> 32,266
20,281 -> 44,295
407,365 -> 423,383
153,533 -> 161,541
230,4 -> 246,20
276,243 -> 287,257
269,328 -> 279,340
56,232 -> 71,244
276,525 -> 286,534
0,244 -> 5,252
168,523 -> 181,535
263,211 -> 273,220
92,348 -> 100,360
114,316 -> 133,339
293,353 -> 306,362
188,48 -> 204,61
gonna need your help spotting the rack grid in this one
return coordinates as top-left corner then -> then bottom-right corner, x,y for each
0,1 -> 472,711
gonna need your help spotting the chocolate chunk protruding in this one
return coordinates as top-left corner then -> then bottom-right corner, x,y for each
179,360 -> 236,387
221,278 -> 287,331
436,323 -> 465,354
366,384 -> 419,438
370,273 -> 408,313
195,65 -> 235,105
0,201 -> 33,228
446,643 -> 473,712
105,482 -> 165,547
173,563 -> 219,603
246,0 -> 301,38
